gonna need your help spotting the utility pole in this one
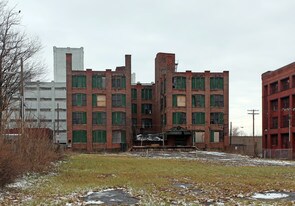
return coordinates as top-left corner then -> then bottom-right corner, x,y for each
230,121 -> 232,145
20,58 -> 24,134
248,109 -> 259,157
57,103 -> 59,135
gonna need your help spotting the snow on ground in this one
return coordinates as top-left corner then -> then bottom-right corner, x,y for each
252,192 -> 289,199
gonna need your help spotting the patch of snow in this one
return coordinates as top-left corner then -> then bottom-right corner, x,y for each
84,200 -> 104,205
252,192 -> 289,199
6,178 -> 32,189
200,151 -> 226,156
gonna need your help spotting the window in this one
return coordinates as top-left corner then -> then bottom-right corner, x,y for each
40,98 -> 51,101
131,88 -> 137,99
141,88 -> 152,100
92,130 -> 106,143
270,82 -> 278,94
72,75 -> 86,88
210,95 -> 224,107
112,130 -> 126,143
172,95 -> 186,107
112,94 -> 126,107
210,113 -> 224,124
282,115 -> 289,128
210,131 -> 224,142
172,112 -> 186,124
141,104 -> 152,114
132,118 -> 137,127
194,131 -> 205,143
270,100 -> 278,111
160,97 -> 166,111
161,114 -> 166,126
271,117 -> 278,129
112,112 -> 126,125
92,112 -> 106,125
281,97 -> 289,109
40,87 -> 51,90
280,78 -> 289,91
55,98 -> 66,101
72,94 -> 86,106
172,76 -> 186,90
92,94 -> 106,107
192,76 -> 205,90
192,94 -> 205,108
271,134 -> 278,146
25,98 -> 37,101
72,112 -> 87,124
192,112 -> 205,125
132,104 -> 137,114
73,130 -> 87,143
142,118 -> 152,128
112,75 -> 126,89
40,108 -> 51,111
210,77 -> 223,90
92,75 -> 106,89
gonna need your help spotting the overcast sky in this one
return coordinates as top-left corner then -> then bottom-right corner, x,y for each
7,0 -> 295,135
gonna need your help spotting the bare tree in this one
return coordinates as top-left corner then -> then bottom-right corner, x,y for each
232,126 -> 246,136
0,1 -> 43,128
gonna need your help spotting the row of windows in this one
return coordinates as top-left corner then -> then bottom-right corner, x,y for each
131,88 -> 153,100
132,118 -> 153,128
173,94 -> 224,107
172,112 -> 224,125
171,76 -> 224,90
132,104 -> 152,114
72,75 -> 126,89
72,111 -> 224,126
270,115 -> 293,129
268,76 -> 295,95
270,97 -> 291,111
73,93 -> 127,107
72,130 -> 126,143
72,112 -> 126,125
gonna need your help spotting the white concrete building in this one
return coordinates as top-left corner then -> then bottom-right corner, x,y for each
53,46 -> 84,82
9,81 -> 67,144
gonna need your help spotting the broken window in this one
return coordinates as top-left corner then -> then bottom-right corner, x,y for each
72,93 -> 86,106
270,82 -> 278,94
210,77 -> 223,90
210,95 -> 224,107
192,112 -> 205,125
210,131 -> 224,142
142,118 -> 152,128
194,131 -> 205,143
131,88 -> 137,99
172,76 -> 186,90
141,104 -> 152,114
92,75 -> 106,89
112,75 -> 126,89
112,112 -> 126,125
92,112 -> 106,125
141,88 -> 152,100
270,100 -> 278,111
112,130 -> 126,143
72,75 -> 86,88
112,94 -> 126,107
210,113 -> 224,124
72,112 -> 87,124
192,94 -> 205,108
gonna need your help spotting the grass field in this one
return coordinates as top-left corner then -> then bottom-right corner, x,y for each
5,153 -> 295,205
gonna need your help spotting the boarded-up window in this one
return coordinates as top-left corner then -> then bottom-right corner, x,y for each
195,131 -> 204,143
112,130 -> 126,143
172,95 -> 186,107
210,131 -> 222,142
92,94 -> 106,107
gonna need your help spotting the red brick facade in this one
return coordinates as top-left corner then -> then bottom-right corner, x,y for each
262,62 -> 295,154
66,52 -> 229,151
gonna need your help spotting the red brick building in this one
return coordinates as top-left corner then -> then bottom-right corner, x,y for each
262,62 -> 295,158
154,53 -> 229,149
66,52 -> 229,151
66,54 -> 132,151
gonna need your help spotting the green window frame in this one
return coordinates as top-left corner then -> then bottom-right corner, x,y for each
92,112 -> 106,125
141,88 -> 152,100
192,76 -> 205,90
173,76 -> 186,90
72,93 -> 86,106
210,112 -> 224,124
192,112 -> 205,125
132,104 -> 137,114
112,112 -> 126,125
92,75 -> 105,89
112,130 -> 126,143
112,94 -> 126,107
172,95 -> 186,107
72,130 -> 87,143
192,94 -> 205,108
72,75 -> 86,88
112,75 -> 126,89
172,112 -> 186,124
210,77 -> 224,90
210,95 -> 224,107
131,88 -> 137,99
72,112 -> 87,124
92,130 -> 106,143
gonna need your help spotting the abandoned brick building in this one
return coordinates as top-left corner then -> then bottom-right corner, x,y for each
262,62 -> 295,158
66,52 -> 229,152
